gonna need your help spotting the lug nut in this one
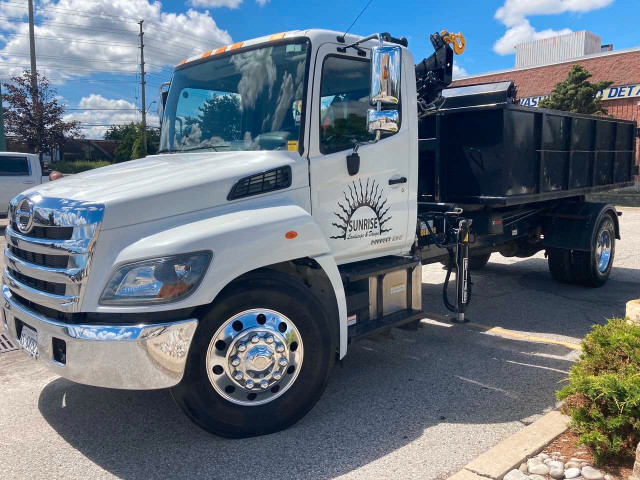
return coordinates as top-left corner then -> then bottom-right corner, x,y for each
266,335 -> 274,344
251,335 -> 260,344
234,371 -> 243,380
260,380 -> 269,389
231,356 -> 241,367
245,379 -> 254,389
237,343 -> 247,352
273,371 -> 282,381
276,344 -> 285,353
278,357 -> 288,367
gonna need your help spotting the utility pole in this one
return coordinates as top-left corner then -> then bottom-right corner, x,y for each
0,83 -> 6,152
139,20 -> 147,155
28,0 -> 40,159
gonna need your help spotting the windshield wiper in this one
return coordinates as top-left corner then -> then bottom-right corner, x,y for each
180,141 -> 232,153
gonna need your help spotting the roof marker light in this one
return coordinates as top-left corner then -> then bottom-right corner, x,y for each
178,58 -> 187,66
202,50 -> 213,58
215,46 -> 227,54
270,33 -> 286,41
230,42 -> 244,50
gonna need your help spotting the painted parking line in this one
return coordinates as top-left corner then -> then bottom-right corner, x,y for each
420,313 -> 582,351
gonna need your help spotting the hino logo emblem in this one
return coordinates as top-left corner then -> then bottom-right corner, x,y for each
15,198 -> 35,234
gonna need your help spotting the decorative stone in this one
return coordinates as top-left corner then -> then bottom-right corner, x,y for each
566,462 -> 581,469
581,466 -> 604,480
529,475 -> 546,480
565,467 -> 582,479
548,461 -> 565,479
537,453 -> 550,460
519,463 -> 528,473
527,457 -> 543,466
604,475 -> 612,480
528,464 -> 550,475
504,469 -> 528,480
544,458 -> 553,466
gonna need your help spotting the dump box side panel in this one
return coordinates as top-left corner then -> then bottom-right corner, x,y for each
434,104 -> 636,206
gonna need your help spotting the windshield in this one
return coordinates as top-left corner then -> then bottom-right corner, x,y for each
159,41 -> 309,153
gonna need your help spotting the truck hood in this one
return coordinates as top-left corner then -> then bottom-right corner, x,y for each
32,151 -> 307,230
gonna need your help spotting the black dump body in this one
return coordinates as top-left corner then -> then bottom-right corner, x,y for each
418,81 -> 638,207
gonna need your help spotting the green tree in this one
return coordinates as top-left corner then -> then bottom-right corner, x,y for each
131,136 -> 146,159
539,65 -> 613,115
197,94 -> 241,141
104,122 -> 159,162
2,70 -> 83,158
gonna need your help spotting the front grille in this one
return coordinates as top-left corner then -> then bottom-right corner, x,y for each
10,221 -> 73,240
8,268 -> 67,295
9,246 -> 69,269
11,292 -> 77,322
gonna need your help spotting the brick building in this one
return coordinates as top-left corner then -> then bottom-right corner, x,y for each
452,39 -> 640,164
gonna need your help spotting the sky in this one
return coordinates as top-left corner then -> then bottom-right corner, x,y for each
1,0 -> 638,138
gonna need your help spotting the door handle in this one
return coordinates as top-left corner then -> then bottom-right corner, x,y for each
23,181 -> 36,184
388,176 -> 407,185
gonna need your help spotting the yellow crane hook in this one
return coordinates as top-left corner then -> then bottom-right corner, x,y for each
441,30 -> 466,55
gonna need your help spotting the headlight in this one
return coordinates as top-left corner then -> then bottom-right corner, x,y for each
100,252 -> 212,305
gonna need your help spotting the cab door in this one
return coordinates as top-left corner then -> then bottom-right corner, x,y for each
307,43 -> 413,264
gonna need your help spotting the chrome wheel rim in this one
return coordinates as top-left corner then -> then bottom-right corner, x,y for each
596,228 -> 612,272
206,309 -> 304,406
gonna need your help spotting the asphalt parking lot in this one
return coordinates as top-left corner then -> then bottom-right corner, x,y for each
1,209 -> 639,480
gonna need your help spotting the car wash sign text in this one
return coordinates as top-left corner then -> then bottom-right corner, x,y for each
596,84 -> 640,100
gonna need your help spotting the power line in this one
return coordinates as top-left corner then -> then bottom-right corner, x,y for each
145,22 -> 226,47
0,61 -> 139,73
66,108 -> 139,111
1,52 -> 141,65
0,32 -> 138,47
0,16 -> 139,35
1,1 -> 138,23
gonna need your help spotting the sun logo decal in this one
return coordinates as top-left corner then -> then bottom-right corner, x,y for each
331,179 -> 392,240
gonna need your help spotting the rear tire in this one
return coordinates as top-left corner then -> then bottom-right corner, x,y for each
570,213 -> 615,287
547,248 -> 574,284
171,271 -> 335,438
469,253 -> 491,270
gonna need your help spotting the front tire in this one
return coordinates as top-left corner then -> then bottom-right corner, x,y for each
171,271 -> 335,438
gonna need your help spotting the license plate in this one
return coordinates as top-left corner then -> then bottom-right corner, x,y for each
20,325 -> 38,358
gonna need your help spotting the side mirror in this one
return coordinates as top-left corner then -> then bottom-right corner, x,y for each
157,82 -> 170,126
370,45 -> 402,106
367,109 -> 399,135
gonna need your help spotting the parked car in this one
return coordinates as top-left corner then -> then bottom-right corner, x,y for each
0,152 -> 51,215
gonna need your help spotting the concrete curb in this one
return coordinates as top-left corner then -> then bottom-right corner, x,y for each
448,410 -> 571,480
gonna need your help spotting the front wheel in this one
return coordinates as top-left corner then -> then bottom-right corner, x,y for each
171,272 -> 335,438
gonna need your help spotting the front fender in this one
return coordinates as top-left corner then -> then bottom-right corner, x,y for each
87,196 -> 348,356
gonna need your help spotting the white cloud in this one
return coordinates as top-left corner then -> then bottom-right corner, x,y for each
63,94 -> 159,139
188,0 -> 244,8
256,0 -> 271,6
0,0 -> 233,82
452,63 -> 468,79
493,0 -> 613,55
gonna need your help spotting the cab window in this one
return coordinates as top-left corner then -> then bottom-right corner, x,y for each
319,56 -> 376,154
0,156 -> 30,176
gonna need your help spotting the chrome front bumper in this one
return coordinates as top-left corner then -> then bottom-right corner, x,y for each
2,285 -> 198,390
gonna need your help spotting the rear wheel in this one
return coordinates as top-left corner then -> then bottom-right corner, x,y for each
547,248 -> 574,284
469,253 -> 491,270
171,272 -> 335,438
570,213 -> 615,287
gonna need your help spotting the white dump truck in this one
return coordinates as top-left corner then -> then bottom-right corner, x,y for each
3,29 -> 637,437
0,152 -> 53,215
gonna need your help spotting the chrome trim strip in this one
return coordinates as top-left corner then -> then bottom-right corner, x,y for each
6,225 -> 93,255
3,268 -> 78,311
4,248 -> 85,284
8,194 -> 106,228
2,284 -> 199,390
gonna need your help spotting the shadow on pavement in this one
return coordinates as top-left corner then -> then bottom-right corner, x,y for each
39,323 -> 577,480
